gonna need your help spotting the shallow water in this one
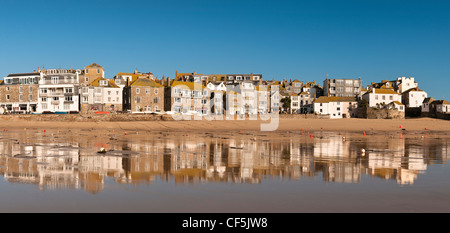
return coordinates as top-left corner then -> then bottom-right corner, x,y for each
0,128 -> 448,213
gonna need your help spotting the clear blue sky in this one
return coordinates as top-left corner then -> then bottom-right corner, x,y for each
0,0 -> 449,99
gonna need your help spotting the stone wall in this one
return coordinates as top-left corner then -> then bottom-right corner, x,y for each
365,108 -> 405,119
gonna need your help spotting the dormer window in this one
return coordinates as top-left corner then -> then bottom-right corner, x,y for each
100,80 -> 107,86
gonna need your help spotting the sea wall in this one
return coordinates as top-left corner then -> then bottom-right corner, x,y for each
365,108 -> 405,119
0,113 -> 324,122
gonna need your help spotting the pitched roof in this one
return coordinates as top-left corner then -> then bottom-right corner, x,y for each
403,87 -> 425,93
392,101 -> 404,106
171,81 -> 206,90
90,77 -> 119,88
85,63 -> 103,69
314,96 -> 357,103
433,100 -> 450,105
130,78 -> 163,87
372,88 -> 399,95
422,97 -> 435,104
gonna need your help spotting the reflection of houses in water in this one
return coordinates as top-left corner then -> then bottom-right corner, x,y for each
366,138 -> 427,185
313,135 -> 361,183
0,131 -> 448,192
0,140 -> 81,190
171,141 -> 208,184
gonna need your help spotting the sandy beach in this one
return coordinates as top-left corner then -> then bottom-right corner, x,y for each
0,117 -> 448,133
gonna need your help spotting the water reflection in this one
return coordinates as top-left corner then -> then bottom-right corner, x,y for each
0,129 -> 448,193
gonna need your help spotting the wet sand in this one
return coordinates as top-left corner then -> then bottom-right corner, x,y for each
0,117 -> 449,134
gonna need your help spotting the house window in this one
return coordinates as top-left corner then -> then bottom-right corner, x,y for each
153,97 -> 159,104
19,86 -> 23,93
135,97 -> 141,103
42,103 -> 47,109
144,106 -> 151,112
155,89 -> 158,94
82,96 -> 88,103
136,88 -> 140,94
85,77 -> 89,82
29,94 -> 32,101
389,95 -> 393,100
146,88 -> 150,94
6,87 -> 9,91
375,95 -> 379,100
53,97 -> 59,101
64,104 -> 70,110
42,97 -> 47,102
65,96 -> 73,101
65,88 -> 73,93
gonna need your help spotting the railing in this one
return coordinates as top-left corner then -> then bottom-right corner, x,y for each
39,80 -> 78,85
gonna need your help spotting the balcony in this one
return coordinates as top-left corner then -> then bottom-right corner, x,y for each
51,100 -> 60,105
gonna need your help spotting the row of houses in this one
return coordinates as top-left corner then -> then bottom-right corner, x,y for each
0,63 -> 448,119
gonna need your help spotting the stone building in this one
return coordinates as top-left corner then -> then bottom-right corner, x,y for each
0,72 -> 40,113
123,78 -> 164,113
79,63 -> 105,86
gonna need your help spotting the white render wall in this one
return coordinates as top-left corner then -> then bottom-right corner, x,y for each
314,101 -> 358,118
37,84 -> 79,113
405,91 -> 427,108
397,76 -> 418,93
363,92 -> 402,108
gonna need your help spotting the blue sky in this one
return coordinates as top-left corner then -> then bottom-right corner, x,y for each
0,0 -> 449,99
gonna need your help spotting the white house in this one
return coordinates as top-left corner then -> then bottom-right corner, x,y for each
313,96 -> 358,118
386,101 -> 405,112
436,100 -> 450,113
402,87 -> 427,108
80,77 -> 123,113
37,69 -> 80,113
395,76 -> 418,93
362,88 -> 402,108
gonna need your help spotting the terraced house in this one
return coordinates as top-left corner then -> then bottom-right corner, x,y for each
123,77 -> 164,113
80,77 -> 122,113
79,63 -> 105,86
0,72 -> 40,113
36,68 -> 80,114
164,81 -> 209,115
